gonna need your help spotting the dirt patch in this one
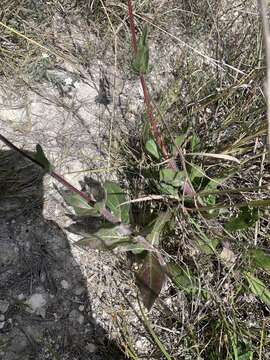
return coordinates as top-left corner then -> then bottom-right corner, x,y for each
0,150 -> 127,359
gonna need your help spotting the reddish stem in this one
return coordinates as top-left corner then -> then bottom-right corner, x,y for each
0,133 -> 120,224
127,0 -> 177,171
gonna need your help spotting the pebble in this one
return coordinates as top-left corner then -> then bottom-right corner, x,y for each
86,343 -> 96,353
0,300 -> 9,313
69,309 -> 84,324
0,314 -> 5,321
0,322 -> 4,329
60,280 -> 70,289
74,287 -> 85,296
25,293 -> 47,316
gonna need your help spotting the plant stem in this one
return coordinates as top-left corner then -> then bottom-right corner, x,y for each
0,133 -> 120,224
127,0 -> 176,171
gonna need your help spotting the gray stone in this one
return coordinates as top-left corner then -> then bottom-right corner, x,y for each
0,300 -> 9,313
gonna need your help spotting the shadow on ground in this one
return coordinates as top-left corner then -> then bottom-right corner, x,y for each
0,150 -> 125,360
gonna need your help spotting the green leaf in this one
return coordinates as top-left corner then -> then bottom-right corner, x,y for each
76,225 -> 130,250
136,254 -> 166,310
172,135 -> 185,155
167,262 -> 195,294
145,138 -> 161,160
132,26 -> 150,75
189,163 -> 206,181
158,182 -> 179,196
245,272 -> 270,307
142,121 -> 151,145
104,181 -> 129,224
63,193 -> 99,217
225,207 -> 259,231
195,237 -> 219,254
248,248 -> 270,272
159,168 -> 184,188
191,133 -> 200,152
146,210 -> 172,247
190,218 -> 219,254
34,144 -> 53,173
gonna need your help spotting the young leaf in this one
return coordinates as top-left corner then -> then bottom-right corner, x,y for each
63,193 -> 99,217
245,272 -> 270,307
248,248 -> 270,272
159,168 -> 184,188
104,181 -> 129,224
132,26 -> 150,75
145,138 -> 161,160
225,207 -> 259,231
146,210 -> 172,247
76,225 -> 130,250
34,144 -> 53,173
136,254 -> 166,310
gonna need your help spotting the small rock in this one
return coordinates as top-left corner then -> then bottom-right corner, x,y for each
17,293 -> 25,301
61,280 -> 70,289
86,343 -> 97,353
74,287 -> 85,296
25,293 -> 47,317
220,247 -> 236,265
0,321 -> 4,329
78,305 -> 84,312
0,299 -> 9,313
69,309 -> 84,324
0,314 -> 5,321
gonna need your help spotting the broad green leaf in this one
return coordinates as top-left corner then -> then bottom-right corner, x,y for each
34,144 -> 53,173
225,207 -> 259,231
248,248 -> 270,272
136,254 -> 166,310
146,210 -> 172,247
76,225 -> 130,250
145,138 -> 161,160
159,168 -> 184,188
132,26 -> 150,75
167,262 -> 195,294
63,193 -> 99,217
245,272 -> 270,307
104,181 -> 129,224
